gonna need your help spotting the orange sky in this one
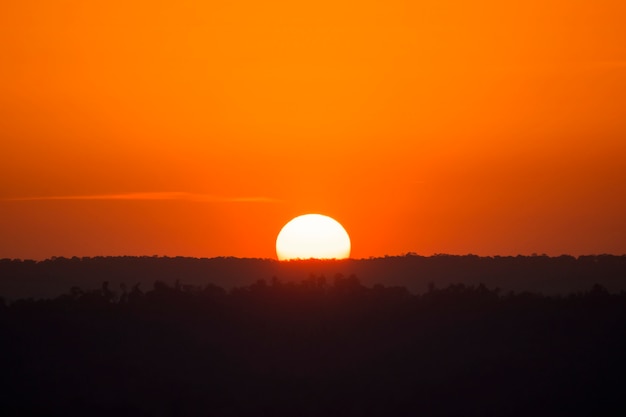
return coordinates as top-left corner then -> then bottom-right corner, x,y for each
1,0 -> 625,260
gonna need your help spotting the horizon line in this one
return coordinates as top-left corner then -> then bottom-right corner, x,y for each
3,253 -> 625,262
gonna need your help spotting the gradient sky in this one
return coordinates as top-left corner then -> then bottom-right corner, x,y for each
1,0 -> 625,260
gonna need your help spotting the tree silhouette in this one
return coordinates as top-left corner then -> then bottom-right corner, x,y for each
1,262 -> 625,416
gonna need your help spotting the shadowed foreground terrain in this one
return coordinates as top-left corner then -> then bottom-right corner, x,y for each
1,275 -> 625,417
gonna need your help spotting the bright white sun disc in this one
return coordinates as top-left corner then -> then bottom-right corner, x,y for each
276,214 -> 351,260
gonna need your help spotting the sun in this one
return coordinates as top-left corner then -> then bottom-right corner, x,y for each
276,214 -> 351,261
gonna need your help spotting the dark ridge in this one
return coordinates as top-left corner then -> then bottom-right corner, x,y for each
2,254 -> 626,300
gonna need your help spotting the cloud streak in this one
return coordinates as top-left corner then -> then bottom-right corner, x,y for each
3,192 -> 281,203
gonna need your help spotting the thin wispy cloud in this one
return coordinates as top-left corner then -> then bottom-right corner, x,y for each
3,192 -> 281,203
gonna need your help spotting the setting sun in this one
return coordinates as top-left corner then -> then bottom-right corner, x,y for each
1,0 -> 625,414
1,0 -> 625,260
276,214 -> 351,260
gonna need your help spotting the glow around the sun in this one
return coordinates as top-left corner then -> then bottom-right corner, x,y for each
276,214 -> 351,260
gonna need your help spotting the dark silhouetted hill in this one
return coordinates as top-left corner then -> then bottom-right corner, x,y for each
1,254 -> 626,300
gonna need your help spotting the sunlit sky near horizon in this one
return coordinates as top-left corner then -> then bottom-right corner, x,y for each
1,0 -> 625,260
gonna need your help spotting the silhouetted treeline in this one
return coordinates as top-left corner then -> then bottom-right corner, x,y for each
0,277 -> 625,416
2,254 -> 626,300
